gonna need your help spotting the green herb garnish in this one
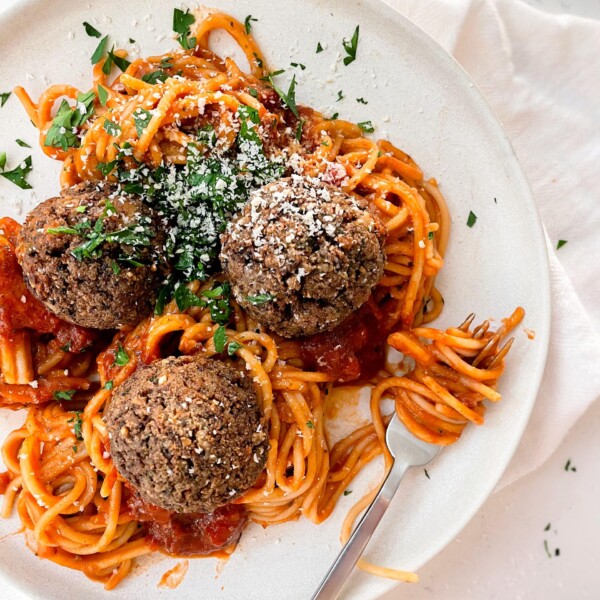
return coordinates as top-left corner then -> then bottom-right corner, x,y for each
343,490 -> 352,496
83,22 -> 102,38
114,343 -> 129,367
295,119 -> 305,142
15,139 -> 31,148
253,53 -> 264,68
133,108 -> 153,137
0,156 -> 33,189
0,92 -> 11,107
97,84 -> 109,106
244,15 -> 257,34
306,421 -> 314,429
53,390 -> 76,402
213,326 -> 227,353
45,91 -> 96,151
227,340 -> 242,356
290,62 -> 306,70
268,74 -> 299,118
102,119 -> 121,136
0,152 -> 6,170
357,120 -> 374,133
336,90 -> 344,102
67,411 -> 84,441
105,380 -> 114,390
173,8 -> 196,50
356,97 -> 368,104
424,468 -> 431,479
557,239 -> 567,250
246,293 -> 275,305
342,26 -> 359,65
60,342 -> 72,352
316,42 -> 323,53
91,35 -> 109,64
544,523 -> 551,531
467,210 -> 477,228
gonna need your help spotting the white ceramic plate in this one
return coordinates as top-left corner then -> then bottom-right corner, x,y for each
0,1 -> 550,599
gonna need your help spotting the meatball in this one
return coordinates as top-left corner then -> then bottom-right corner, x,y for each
104,355 -> 268,513
220,176 -> 386,338
18,182 -> 168,329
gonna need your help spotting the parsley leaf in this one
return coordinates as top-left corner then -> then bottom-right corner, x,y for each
336,90 -> 344,102
227,340 -> 242,356
357,120 -> 374,133
83,21 -> 102,38
343,489 -> 352,496
45,91 -> 96,151
114,343 -> 129,367
142,70 -> 169,84
104,380 -> 114,390
174,285 -> 204,311
306,420 -> 314,429
244,15 -> 257,34
0,92 -> 11,107
467,210 -> 477,228
133,108 -> 153,137
53,390 -> 76,402
356,97 -> 368,104
103,119 -> 121,137
15,139 -> 31,148
0,156 -> 33,189
290,62 -> 306,70
557,239 -> 567,250
342,26 -> 360,65
268,74 -> 299,118
173,8 -> 196,50
295,119 -> 305,142
108,49 -> 131,73
97,85 -> 109,107
0,152 -> 5,170
246,293 -> 275,305
71,411 -> 83,440
91,35 -> 109,65
213,326 -> 227,353
316,42 -> 324,53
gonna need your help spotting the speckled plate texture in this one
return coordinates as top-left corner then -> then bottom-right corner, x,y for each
0,1 -> 550,599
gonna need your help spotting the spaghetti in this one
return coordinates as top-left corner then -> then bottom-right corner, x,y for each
0,10 -> 523,590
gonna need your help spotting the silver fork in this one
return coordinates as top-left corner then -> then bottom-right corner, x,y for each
310,413 -> 441,600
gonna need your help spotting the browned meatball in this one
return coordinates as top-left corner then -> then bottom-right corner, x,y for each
219,176 -> 386,338
18,182 -> 168,329
104,355 -> 268,514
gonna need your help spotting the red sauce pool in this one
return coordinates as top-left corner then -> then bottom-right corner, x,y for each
125,489 -> 247,557
300,300 -> 388,383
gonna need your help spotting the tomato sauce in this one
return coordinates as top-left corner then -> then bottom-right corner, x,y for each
300,300 -> 388,383
0,217 -> 95,352
125,489 -> 247,557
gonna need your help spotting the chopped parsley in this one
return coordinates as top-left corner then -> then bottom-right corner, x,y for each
336,90 -> 344,102
564,459 -> 576,472
327,112 -> 339,120
173,282 -> 232,325
424,468 -> 431,479
133,108 -> 153,137
45,91 -> 96,151
357,120 -> 374,133
253,53 -> 264,68
0,92 -> 11,107
342,26 -> 360,65
53,390 -> 76,402
142,69 -> 169,84
114,344 -> 129,367
244,15 -> 257,34
213,325 -> 227,353
428,231 -> 434,240
246,293 -> 275,305
59,342 -> 72,352
248,87 -> 259,98
295,119 -> 305,142
290,62 -> 306,70
544,523 -> 551,531
173,8 -> 196,50
101,48 -> 131,75
104,380 -> 114,390
467,210 -> 477,228
557,239 -> 567,250
544,539 -> 552,558
343,490 -> 352,496
316,42 -> 324,53
67,411 -> 84,441
356,97 -> 368,104
227,340 -> 242,356
306,421 -> 314,429
102,119 -> 121,137
260,69 -> 285,81
15,139 -> 31,148
0,156 -> 33,189
97,84 -> 109,106
91,35 -> 109,64
268,74 -> 299,118
129,38 -> 136,44
83,21 -> 102,38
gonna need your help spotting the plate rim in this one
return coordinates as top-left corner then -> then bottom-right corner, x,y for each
0,0 -> 552,598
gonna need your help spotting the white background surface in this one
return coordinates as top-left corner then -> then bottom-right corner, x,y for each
1,1 -> 598,599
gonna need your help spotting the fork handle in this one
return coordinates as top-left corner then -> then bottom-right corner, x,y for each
310,458 -> 408,600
